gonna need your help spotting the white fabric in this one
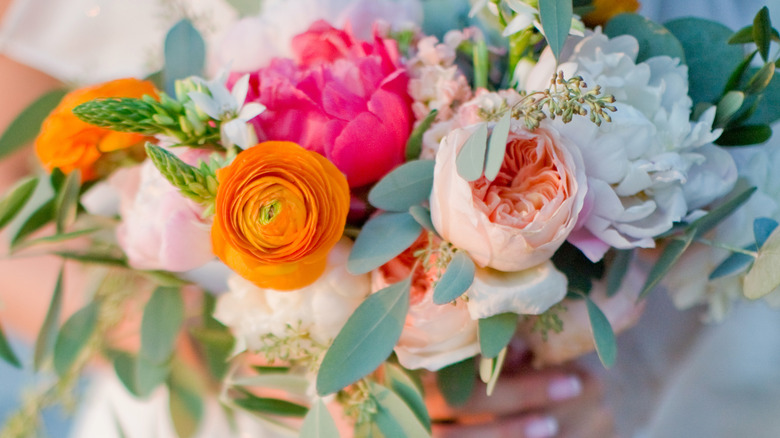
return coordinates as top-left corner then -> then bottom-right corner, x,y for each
0,0 -> 236,84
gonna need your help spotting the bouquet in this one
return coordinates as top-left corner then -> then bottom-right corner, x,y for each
1,0 -> 779,436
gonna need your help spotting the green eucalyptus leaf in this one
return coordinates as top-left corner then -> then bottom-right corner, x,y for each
433,251 -> 475,305
17,227 -> 101,249
605,250 -> 632,297
169,381 -> 204,438
484,112 -> 511,181
0,177 -> 38,231
478,312 -> 519,359
231,374 -> 309,395
0,320 -> 22,368
753,6 -> 772,61
0,89 -> 68,159
639,233 -> 695,301
585,296 -> 617,368
233,390 -> 308,417
141,287 -> 184,365
33,266 -> 64,370
135,354 -> 170,397
164,19 -> 206,96
436,358 -> 475,407
385,363 -> 430,432
456,123 -> 488,182
744,62 -> 775,95
316,278 -> 411,396
11,198 -> 55,248
714,91 -> 745,128
53,251 -> 128,267
538,0 -> 573,62
368,160 -> 435,211
347,212 -> 422,275
406,109 -> 438,161
755,217 -> 779,248
666,18 -> 744,106
113,352 -> 141,397
690,186 -> 757,238
716,124 -> 772,146
744,227 -> 780,300
189,326 -> 234,380
300,399 -> 340,438
371,382 -> 432,438
605,14 -> 684,63
408,205 -> 437,235
55,169 -> 81,234
709,252 -> 754,280
53,300 -> 99,377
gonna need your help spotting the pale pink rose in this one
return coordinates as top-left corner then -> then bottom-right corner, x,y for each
520,258 -> 648,366
373,234 -> 480,371
116,148 -> 214,272
430,121 -> 587,272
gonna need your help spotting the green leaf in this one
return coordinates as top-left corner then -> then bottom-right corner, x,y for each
728,25 -> 755,44
406,109 -> 438,161
689,186 -> 757,238
666,18 -> 744,106
408,205 -> 437,235
605,250 -> 632,297
484,112 -> 511,181
347,212 -> 422,275
744,226 -> 780,300
141,287 -> 184,364
0,89 -> 68,160
54,251 -> 128,267
755,217 -> 779,248
113,352 -> 141,397
0,177 -> 38,231
605,14 -> 684,63
724,50 -> 757,94
54,169 -> 81,234
33,266 -> 64,370
11,199 -> 55,248
638,233 -> 695,301
716,124 -> 772,146
741,68 -> 780,126
0,320 -> 22,368
436,358 -> 475,407
584,296 -> 616,368
473,39 -> 489,90
753,6 -> 772,61
384,363 -> 431,432
53,300 -> 99,377
714,91 -> 745,128
538,0 -> 574,62
709,252 -> 753,280
478,312 -> 519,359
368,160 -> 435,211
456,123 -> 488,182
225,0 -> 261,16
745,62 -> 775,96
17,227 -> 101,249
233,390 -> 308,418
317,278 -> 411,396
371,382 -> 432,438
300,399 -> 340,438
164,19 -> 206,96
169,380 -> 204,438
190,326 -> 234,380
136,354 -> 170,397
231,374 -> 309,395
433,252 -> 475,305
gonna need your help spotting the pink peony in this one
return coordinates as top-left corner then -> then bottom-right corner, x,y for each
116,148 -> 214,272
236,21 -> 414,188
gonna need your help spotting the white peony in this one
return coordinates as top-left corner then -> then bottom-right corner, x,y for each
526,30 -> 735,261
214,238 -> 371,355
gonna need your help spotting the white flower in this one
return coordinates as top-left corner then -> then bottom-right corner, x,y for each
470,0 -> 584,38
214,239 -> 371,355
188,73 -> 265,149
527,30 -> 735,261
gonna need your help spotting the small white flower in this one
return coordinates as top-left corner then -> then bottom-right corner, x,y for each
188,73 -> 266,149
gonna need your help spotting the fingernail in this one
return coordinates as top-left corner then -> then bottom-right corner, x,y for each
548,374 -> 582,401
525,416 -> 559,438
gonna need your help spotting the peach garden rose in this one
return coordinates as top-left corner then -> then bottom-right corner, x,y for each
430,121 -> 587,273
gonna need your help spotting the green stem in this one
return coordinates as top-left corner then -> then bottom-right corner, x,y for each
696,238 -> 758,257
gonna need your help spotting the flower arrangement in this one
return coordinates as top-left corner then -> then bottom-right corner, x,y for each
1,0 -> 779,436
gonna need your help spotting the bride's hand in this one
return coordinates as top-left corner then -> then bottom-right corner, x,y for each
427,356 -> 614,438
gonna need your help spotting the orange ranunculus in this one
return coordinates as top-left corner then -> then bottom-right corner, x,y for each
211,141 -> 350,291
582,0 -> 640,27
35,78 -> 157,181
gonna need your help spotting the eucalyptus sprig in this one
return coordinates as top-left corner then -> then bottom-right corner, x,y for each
514,71 -> 618,130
